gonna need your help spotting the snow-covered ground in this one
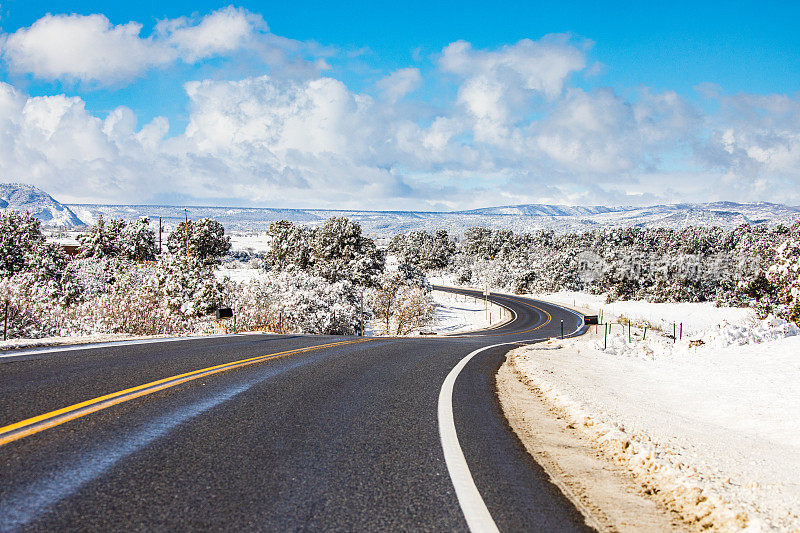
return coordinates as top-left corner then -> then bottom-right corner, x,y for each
214,265 -> 266,284
509,294 -> 800,531
228,232 -> 269,254
425,290 -> 508,335
525,290 -> 755,335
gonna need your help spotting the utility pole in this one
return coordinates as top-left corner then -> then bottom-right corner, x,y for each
184,209 -> 190,259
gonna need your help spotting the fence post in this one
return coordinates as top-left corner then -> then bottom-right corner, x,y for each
184,209 -> 189,259
604,322 -> 607,349
679,323 -> 683,340
360,291 -> 364,337
3,300 -> 8,341
673,323 -> 676,343
560,320 -> 564,339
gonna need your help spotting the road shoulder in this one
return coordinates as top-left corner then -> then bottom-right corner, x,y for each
497,355 -> 688,532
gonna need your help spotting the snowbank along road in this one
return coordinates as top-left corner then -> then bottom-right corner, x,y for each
0,286 -> 587,531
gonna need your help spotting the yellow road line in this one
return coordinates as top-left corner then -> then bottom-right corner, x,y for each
437,289 -> 553,337
476,295 -> 552,336
433,285 -> 556,338
0,338 -> 370,447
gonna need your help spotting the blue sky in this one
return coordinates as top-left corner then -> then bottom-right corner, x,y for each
0,1 -> 799,209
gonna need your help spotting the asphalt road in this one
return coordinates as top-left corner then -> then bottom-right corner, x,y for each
0,287 -> 589,532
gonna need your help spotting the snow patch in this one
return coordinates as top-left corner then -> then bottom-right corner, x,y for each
510,295 -> 800,530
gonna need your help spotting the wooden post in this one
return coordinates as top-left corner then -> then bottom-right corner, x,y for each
184,209 -> 189,259
560,320 -> 564,339
604,323 -> 607,349
158,217 -> 162,254
673,323 -> 676,343
3,300 -> 8,341
679,323 -> 683,340
360,291 -> 364,337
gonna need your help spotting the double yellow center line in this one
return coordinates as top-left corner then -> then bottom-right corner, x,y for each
0,338 -> 370,447
445,292 -> 553,337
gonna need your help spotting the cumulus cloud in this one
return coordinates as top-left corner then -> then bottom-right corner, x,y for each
0,26 -> 798,208
0,7 -> 295,85
155,6 -> 266,62
0,14 -> 168,83
440,35 -> 587,98
438,35 -> 588,146
375,67 -> 422,103
696,93 -> 800,198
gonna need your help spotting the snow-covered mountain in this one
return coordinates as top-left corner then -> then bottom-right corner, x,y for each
66,200 -> 800,236
0,183 -> 84,227
458,204 -> 619,217
3,182 -> 798,235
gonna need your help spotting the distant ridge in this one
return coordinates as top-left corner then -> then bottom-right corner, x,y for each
2,183 -> 798,234
65,200 -> 800,235
455,204 -> 620,217
0,183 -> 84,227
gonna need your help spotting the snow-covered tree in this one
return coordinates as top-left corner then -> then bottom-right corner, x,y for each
0,210 -> 46,276
0,274 -> 63,338
264,220 -> 312,270
767,232 -> 800,324
256,271 -> 361,334
78,216 -> 125,259
78,216 -> 156,261
120,218 -> 157,261
167,218 -> 231,264
153,255 -> 225,317
369,266 -> 435,335
389,230 -> 456,270
310,217 -> 384,286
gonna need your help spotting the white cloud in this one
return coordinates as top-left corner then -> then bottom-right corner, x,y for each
0,29 -> 799,208
375,67 -> 422,103
155,6 -> 266,62
0,7 -> 287,85
438,35 -> 588,147
0,14 -> 168,84
440,35 -> 587,98
697,93 -> 800,191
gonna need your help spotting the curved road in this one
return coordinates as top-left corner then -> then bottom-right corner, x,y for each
0,287 -> 588,532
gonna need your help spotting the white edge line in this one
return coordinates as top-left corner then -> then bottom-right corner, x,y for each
0,334 -> 247,359
437,297 -> 585,532
438,342 -> 510,533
